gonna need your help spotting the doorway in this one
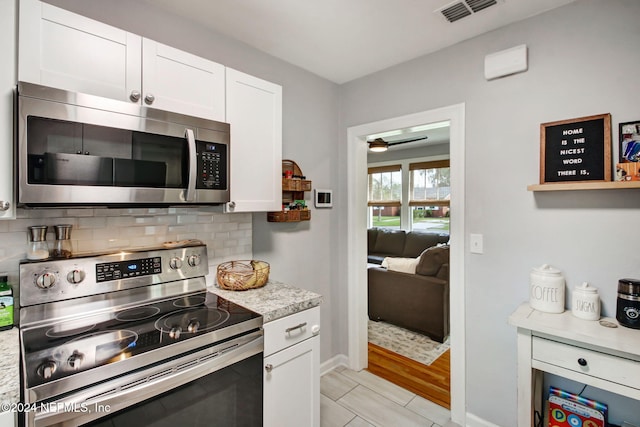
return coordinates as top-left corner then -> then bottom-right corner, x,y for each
346,103 -> 466,425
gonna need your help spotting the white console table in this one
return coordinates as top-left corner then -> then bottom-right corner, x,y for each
509,303 -> 640,427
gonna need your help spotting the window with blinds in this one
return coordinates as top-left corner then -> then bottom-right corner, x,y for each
409,160 -> 450,207
367,165 -> 402,207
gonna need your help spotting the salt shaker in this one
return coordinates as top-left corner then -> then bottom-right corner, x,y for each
27,225 -> 49,260
572,282 -> 600,321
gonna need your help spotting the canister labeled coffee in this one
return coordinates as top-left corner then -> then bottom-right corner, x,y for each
617,278 -> 640,329
529,264 -> 565,313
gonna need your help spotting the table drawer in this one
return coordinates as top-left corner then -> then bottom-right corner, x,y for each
264,306 -> 320,357
532,336 -> 640,390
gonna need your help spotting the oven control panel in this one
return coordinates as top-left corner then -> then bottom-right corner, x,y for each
19,242 -> 209,307
96,257 -> 161,283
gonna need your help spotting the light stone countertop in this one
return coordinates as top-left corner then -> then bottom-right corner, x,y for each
208,280 -> 323,323
0,328 -> 20,406
0,281 -> 320,409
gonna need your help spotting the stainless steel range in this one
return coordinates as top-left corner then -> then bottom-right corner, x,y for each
19,241 -> 263,427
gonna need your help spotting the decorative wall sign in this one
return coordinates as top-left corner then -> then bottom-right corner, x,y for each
540,113 -> 611,184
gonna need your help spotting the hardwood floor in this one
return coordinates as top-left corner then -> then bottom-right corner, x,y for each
367,342 -> 451,409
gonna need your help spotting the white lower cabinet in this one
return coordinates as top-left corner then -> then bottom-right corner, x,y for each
263,307 -> 320,427
0,411 -> 15,427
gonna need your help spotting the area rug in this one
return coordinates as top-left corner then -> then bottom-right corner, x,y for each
368,320 -> 450,366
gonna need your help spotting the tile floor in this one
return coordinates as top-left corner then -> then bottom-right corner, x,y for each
320,366 -> 452,427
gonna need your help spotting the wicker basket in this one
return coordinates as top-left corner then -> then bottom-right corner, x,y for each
216,260 -> 270,291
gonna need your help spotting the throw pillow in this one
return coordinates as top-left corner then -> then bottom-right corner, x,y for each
416,244 -> 450,276
381,256 -> 420,274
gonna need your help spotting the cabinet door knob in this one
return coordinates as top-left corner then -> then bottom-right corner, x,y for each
0,201 -> 10,211
130,90 -> 141,102
144,94 -> 155,105
265,364 -> 273,373
577,358 -> 587,367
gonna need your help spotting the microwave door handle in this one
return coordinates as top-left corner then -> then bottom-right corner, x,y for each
183,129 -> 197,202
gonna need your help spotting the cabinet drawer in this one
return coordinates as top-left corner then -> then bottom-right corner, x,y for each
532,336 -> 640,389
264,307 -> 320,357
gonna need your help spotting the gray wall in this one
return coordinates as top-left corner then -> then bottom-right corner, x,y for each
44,0 -> 342,362
341,0 -> 640,424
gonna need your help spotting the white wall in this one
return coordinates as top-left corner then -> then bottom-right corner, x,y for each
340,0 -> 640,425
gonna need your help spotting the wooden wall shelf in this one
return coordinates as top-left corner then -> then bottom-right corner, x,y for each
268,160 -> 311,222
527,181 -> 640,192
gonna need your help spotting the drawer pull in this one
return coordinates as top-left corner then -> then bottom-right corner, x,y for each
578,358 -> 588,367
285,322 -> 307,333
265,364 -> 273,373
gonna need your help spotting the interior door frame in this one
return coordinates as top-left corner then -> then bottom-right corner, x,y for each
346,103 -> 466,425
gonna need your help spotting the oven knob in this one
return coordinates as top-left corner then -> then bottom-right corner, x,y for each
187,320 -> 200,333
169,257 -> 183,270
67,269 -> 86,284
36,272 -> 57,289
37,361 -> 57,380
187,254 -> 201,267
67,351 -> 84,370
169,326 -> 182,339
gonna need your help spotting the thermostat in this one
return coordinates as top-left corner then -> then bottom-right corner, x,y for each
314,189 -> 332,208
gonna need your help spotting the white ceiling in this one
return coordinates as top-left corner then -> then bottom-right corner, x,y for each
143,0 -> 576,84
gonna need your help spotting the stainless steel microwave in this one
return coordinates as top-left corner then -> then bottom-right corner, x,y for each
16,82 -> 230,207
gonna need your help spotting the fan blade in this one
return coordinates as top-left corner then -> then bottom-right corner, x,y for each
387,136 -> 429,146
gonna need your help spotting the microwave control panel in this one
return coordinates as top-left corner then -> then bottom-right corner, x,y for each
196,141 -> 227,190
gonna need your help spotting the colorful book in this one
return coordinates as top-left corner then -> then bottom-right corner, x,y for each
548,386 -> 607,427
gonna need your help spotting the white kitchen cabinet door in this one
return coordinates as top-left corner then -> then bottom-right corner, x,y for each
0,410 -> 15,427
264,335 -> 320,427
0,0 -> 16,220
225,68 -> 282,213
18,0 -> 141,102
141,38 -> 225,122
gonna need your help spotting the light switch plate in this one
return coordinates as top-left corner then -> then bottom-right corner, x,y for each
470,234 -> 483,254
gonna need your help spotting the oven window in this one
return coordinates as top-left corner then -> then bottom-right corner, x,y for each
86,352 -> 263,427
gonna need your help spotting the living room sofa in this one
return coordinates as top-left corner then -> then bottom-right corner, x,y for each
367,228 -> 449,265
367,228 -> 450,342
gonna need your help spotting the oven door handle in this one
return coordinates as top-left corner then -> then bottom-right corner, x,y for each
182,128 -> 197,202
30,332 -> 263,427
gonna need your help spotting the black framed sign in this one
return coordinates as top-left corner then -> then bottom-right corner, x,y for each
540,113 -> 611,184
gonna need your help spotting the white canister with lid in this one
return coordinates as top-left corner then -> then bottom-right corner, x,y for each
529,264 -> 565,313
572,282 -> 600,320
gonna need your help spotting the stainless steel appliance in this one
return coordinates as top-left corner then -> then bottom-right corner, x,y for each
19,241 -> 263,427
17,82 -> 230,207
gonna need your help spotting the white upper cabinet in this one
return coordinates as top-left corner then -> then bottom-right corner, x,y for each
0,0 -> 16,220
18,0 -> 225,121
142,39 -> 225,121
19,0 -> 141,102
225,68 -> 282,213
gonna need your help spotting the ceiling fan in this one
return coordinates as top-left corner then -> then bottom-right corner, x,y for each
367,135 -> 429,152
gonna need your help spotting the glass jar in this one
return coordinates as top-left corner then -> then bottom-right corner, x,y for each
52,224 -> 73,259
27,225 -> 49,260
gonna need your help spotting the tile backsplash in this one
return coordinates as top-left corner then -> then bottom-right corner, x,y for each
0,206 -> 252,287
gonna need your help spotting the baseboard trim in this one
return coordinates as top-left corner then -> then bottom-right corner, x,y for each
320,353 -> 349,376
466,413 -> 502,427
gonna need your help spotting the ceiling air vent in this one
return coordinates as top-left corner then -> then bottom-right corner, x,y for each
466,0 -> 497,13
437,0 -> 499,23
440,2 -> 471,23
